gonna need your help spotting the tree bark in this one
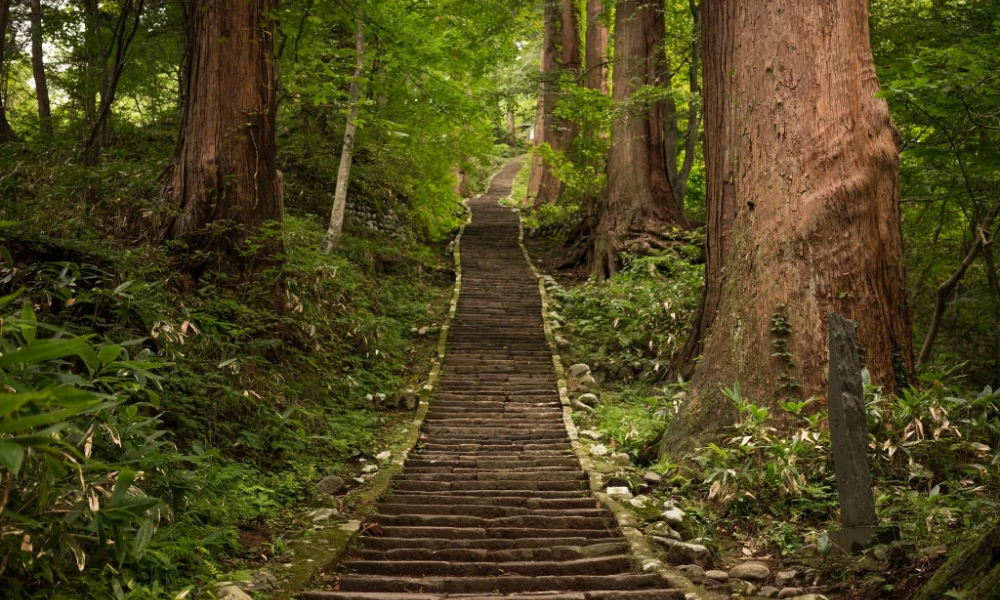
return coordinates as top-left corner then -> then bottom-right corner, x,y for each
506,108 -> 517,146
588,0 -> 687,278
664,0 -> 914,456
527,38 -> 547,201
916,200 -> 1000,370
983,245 -> 1000,386
675,0 -> 735,380
533,0 -> 580,208
167,0 -> 282,273
84,0 -> 145,165
584,0 -> 608,94
323,21 -> 365,253
662,0 -> 701,215
0,0 -> 20,144
913,521 -> 1000,600
29,0 -> 51,136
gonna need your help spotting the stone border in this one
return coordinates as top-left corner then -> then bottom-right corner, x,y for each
509,203 -> 723,600
253,171 -> 504,600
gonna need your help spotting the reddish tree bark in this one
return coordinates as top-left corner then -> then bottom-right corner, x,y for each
29,0 -> 51,136
167,0 -> 283,273
589,0 -> 687,278
664,0 -> 914,456
0,0 -> 20,143
533,0 -> 580,207
584,0 -> 608,94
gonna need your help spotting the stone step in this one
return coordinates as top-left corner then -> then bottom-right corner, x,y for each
368,526 -> 619,540
377,504 -> 606,518
334,574 -> 664,594
353,541 -> 628,562
342,556 -> 633,577
300,590 -> 685,600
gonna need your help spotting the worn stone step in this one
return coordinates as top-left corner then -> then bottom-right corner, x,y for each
353,541 -> 629,562
358,536 -> 611,552
300,590 -> 685,600
368,526 -> 619,540
381,495 -> 597,509
342,556 -> 633,577
335,574 -> 664,594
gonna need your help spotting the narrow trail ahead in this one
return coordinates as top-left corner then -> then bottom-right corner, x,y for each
302,163 -> 683,600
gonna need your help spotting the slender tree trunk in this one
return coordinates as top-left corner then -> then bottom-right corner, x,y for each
323,21 -> 365,253
531,1 -> 560,206
84,0 -> 145,165
983,245 -> 1000,386
584,0 -> 608,94
663,0 -> 701,215
589,0 -> 687,278
81,0 -> 99,125
506,108 -> 517,145
534,0 -> 580,207
646,2 -> 682,220
664,0 -> 914,457
0,0 -> 19,144
527,40 -> 547,200
916,200 -> 1000,370
29,0 -> 52,136
167,0 -> 282,272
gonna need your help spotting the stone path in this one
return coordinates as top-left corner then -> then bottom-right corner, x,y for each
302,162 -> 683,600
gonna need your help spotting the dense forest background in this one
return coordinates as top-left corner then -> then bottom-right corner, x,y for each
0,0 -> 999,598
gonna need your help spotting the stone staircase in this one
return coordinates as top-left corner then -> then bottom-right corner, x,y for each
300,162 -> 685,600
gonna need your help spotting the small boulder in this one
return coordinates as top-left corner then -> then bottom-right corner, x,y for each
704,570 -> 729,582
580,429 -> 603,440
573,401 -> 596,413
606,486 -> 632,499
306,508 -> 338,522
775,570 -> 798,587
729,561 -> 770,581
661,508 -> 686,526
629,495 -> 650,509
760,586 -> 780,598
652,537 -> 711,567
676,564 -> 705,577
577,393 -> 599,407
555,335 -> 571,348
578,374 -> 598,390
727,579 -> 757,595
643,471 -> 662,483
317,475 -> 345,495
250,570 -> 277,592
568,363 -> 591,377
402,389 -> 417,410
417,326 -> 429,336
216,586 -> 253,600
590,444 -> 609,457
777,589 -> 805,599
376,451 -> 392,461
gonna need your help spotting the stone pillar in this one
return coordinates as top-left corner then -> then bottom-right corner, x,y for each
827,313 -> 879,553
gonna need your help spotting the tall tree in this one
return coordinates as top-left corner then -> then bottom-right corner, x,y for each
664,0 -> 914,456
83,0 -> 145,165
589,0 -> 687,278
167,0 -> 282,272
0,0 -> 19,143
532,0 -> 580,207
324,20 -> 365,253
29,0 -> 51,136
583,0 -> 608,94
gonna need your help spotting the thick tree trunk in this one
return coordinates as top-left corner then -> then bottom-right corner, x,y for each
584,0 -> 608,94
168,0 -> 282,272
646,2 -> 683,221
589,0 -> 687,278
30,0 -> 51,136
323,21 -> 365,253
664,0 -> 914,456
675,0 -> 735,380
0,0 -> 20,144
527,45 -> 546,201
533,0 -> 580,208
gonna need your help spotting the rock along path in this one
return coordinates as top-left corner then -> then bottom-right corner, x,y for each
301,162 -> 683,600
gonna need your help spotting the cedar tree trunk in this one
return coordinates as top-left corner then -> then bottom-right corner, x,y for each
30,0 -> 51,136
0,0 -> 19,144
663,0 -> 913,457
584,0 -> 608,94
533,0 -> 580,207
168,0 -> 282,272
589,0 -> 687,278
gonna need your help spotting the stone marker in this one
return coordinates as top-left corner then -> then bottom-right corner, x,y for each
827,314 -> 879,552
